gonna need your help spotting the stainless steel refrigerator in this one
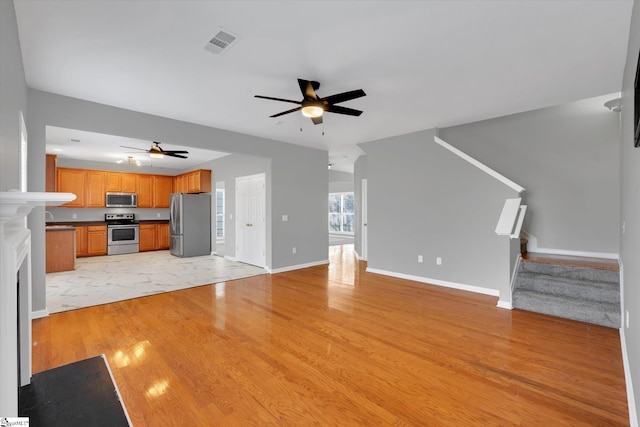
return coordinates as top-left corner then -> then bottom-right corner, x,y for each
170,193 -> 211,257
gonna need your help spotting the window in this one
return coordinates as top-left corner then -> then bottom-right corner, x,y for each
216,189 -> 224,238
329,192 -> 354,234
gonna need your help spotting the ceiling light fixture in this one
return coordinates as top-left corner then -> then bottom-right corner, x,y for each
118,156 -> 140,166
301,104 -> 324,118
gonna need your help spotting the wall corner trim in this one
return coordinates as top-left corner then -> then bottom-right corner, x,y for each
434,136 -> 525,193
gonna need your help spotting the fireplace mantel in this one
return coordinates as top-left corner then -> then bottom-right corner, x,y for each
0,191 -> 75,416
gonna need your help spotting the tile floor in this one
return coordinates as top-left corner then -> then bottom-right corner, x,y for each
45,251 -> 266,313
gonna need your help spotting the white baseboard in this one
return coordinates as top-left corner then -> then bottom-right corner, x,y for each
621,328 -> 639,427
366,267 -> 501,299
532,247 -> 619,260
269,259 -> 329,274
224,255 -> 238,262
31,308 -> 49,319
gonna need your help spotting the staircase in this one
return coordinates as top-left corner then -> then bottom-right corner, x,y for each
512,257 -> 621,328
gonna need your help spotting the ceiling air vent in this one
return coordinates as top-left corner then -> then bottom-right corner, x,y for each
204,29 -> 238,55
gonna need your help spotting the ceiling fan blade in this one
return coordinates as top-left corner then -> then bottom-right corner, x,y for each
298,79 -> 318,100
120,145 -> 147,151
326,105 -> 363,116
164,150 -> 189,154
166,153 -> 188,159
322,89 -> 366,105
270,106 -> 302,118
311,116 -> 323,125
254,95 -> 301,105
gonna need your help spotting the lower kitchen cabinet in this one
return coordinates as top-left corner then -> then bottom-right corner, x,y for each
76,225 -> 107,257
139,224 -> 156,252
156,223 -> 170,250
140,223 -> 170,251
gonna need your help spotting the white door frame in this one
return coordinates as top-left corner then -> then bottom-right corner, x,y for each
235,173 -> 266,268
361,178 -> 368,261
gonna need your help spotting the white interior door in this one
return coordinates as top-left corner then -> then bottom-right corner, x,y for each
236,174 -> 266,267
361,178 -> 368,260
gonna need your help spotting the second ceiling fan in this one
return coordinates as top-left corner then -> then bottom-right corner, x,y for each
121,141 -> 189,159
255,79 -> 366,125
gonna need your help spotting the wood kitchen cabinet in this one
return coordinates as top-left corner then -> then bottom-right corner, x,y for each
156,223 -> 170,249
87,225 -> 108,256
139,223 -> 170,251
173,174 -> 188,193
85,171 -> 107,208
173,169 -> 211,194
57,168 -> 86,207
137,174 -> 154,208
107,172 -> 137,193
153,175 -> 173,208
139,224 -> 157,251
75,225 -> 107,257
46,154 -> 57,192
75,226 -> 87,257
46,227 -> 75,273
188,170 -> 212,193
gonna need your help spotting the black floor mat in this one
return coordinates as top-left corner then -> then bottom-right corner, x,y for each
19,355 -> 130,427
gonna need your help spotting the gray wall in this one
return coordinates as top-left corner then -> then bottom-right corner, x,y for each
359,129 -> 519,303
0,0 -> 27,191
197,153 -> 271,262
620,0 -> 640,420
26,89 -> 328,311
440,95 -> 621,256
329,170 -> 354,193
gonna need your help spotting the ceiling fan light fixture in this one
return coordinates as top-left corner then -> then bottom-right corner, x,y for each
301,105 -> 324,118
149,152 -> 164,159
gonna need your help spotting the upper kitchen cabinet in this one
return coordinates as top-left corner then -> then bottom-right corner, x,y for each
188,170 -> 211,193
57,168 -> 85,207
173,169 -> 212,194
85,170 -> 107,208
106,172 -> 137,193
153,175 -> 173,208
137,174 -> 154,208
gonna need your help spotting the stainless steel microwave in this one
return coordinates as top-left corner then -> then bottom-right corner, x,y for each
106,192 -> 137,208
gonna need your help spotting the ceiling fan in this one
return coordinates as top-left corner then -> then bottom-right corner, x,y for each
255,78 -> 366,125
121,141 -> 189,159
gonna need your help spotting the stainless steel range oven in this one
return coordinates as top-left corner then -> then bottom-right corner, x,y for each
106,213 -> 139,255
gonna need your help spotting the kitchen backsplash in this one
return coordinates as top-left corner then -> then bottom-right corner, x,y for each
46,207 -> 170,222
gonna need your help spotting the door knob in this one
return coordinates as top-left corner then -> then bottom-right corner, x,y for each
246,223 -> 253,227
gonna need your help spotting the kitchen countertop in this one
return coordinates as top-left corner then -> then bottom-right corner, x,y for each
46,220 -> 169,227
45,225 -> 76,231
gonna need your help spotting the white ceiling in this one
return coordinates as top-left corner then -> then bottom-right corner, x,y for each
46,126 -> 229,170
14,0 -> 633,172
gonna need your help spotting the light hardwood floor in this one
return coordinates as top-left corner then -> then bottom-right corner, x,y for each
32,245 -> 629,426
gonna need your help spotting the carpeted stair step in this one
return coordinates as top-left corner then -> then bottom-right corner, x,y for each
513,259 -> 621,329
513,289 -> 621,328
519,261 -> 619,284
515,271 -> 620,304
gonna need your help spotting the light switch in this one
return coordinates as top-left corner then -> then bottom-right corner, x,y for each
282,214 -> 288,222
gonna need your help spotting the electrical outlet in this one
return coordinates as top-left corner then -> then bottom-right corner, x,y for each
72,213 -> 77,219
436,257 -> 442,265
418,255 -> 423,263
282,214 -> 288,222
292,247 -> 296,254
157,212 -> 161,218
